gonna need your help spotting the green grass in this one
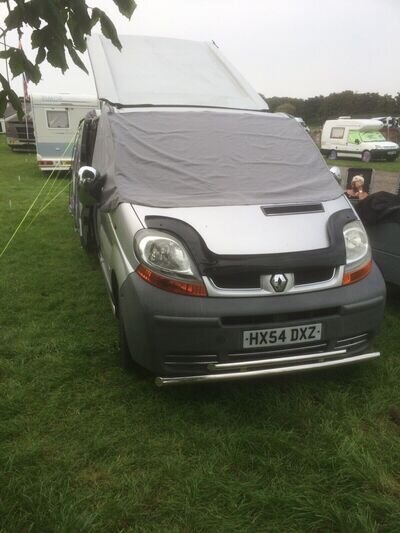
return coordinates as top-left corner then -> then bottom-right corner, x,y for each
1,137 -> 400,532
323,157 -> 400,173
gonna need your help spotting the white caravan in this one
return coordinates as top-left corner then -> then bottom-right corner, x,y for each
321,117 -> 399,162
31,94 -> 98,171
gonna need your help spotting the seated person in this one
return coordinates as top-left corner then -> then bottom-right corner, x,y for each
346,175 -> 368,200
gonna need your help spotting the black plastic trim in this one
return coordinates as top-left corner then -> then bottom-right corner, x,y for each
262,204 -> 324,215
100,98 -> 269,113
145,208 -> 357,273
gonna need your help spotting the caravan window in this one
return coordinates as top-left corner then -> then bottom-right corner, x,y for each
330,127 -> 345,139
47,110 -> 69,129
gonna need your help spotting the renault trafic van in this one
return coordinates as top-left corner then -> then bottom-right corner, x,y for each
321,117 -> 399,162
70,35 -> 386,386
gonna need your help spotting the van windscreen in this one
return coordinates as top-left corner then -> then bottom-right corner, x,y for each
360,131 -> 386,142
93,109 -> 342,210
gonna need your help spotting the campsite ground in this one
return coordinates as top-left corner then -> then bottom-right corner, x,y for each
1,137 -> 400,531
323,156 -> 400,174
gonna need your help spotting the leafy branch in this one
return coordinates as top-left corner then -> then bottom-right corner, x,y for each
0,0 -> 136,117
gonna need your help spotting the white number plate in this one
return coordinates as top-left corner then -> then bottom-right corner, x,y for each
243,323 -> 322,349
388,151 -> 396,155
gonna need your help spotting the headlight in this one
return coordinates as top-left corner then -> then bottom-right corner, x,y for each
135,230 -> 197,278
134,229 -> 207,296
343,221 -> 369,265
342,220 -> 372,285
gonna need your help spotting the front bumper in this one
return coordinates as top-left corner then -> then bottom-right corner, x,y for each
156,350 -> 380,386
371,148 -> 399,160
119,263 -> 386,385
38,159 -> 72,172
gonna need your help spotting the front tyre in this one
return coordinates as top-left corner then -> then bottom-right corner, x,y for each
362,150 -> 372,163
79,206 -> 97,253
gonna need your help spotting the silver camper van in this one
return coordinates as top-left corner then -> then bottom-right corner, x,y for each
70,35 -> 386,386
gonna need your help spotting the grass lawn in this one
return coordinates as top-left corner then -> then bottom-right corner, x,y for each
1,137 -> 400,532
323,156 -> 400,174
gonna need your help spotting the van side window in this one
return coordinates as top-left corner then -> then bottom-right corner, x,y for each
76,117 -> 99,168
330,127 -> 345,139
72,124 -> 83,171
86,118 -> 98,166
47,110 -> 69,129
348,130 -> 361,144
80,121 -> 89,166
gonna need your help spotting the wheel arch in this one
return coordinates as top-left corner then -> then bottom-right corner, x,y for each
111,270 -> 120,316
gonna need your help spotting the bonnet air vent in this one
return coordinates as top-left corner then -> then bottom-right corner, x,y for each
261,204 -> 324,216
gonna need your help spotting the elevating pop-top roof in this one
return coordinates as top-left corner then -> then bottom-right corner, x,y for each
87,34 -> 268,110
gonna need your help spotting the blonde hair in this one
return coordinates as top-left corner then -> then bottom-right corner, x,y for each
351,175 -> 364,185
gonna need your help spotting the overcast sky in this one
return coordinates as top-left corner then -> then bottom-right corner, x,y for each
1,0 -> 399,99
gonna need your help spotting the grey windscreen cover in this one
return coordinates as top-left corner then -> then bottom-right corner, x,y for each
92,108 -> 342,210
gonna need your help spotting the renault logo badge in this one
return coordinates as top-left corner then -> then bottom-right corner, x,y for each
270,274 -> 288,293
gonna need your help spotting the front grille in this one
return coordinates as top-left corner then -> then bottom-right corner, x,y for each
336,333 -> 369,352
164,353 -> 218,374
209,267 -> 335,290
294,267 -> 334,285
161,334 -> 371,377
165,353 -> 218,365
228,342 -> 329,361
221,307 -> 339,326
210,271 -> 260,289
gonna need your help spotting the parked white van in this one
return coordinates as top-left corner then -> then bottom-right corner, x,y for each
321,117 -> 399,162
31,94 -> 98,172
70,35 -> 386,386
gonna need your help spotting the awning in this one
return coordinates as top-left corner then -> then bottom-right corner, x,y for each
87,34 -> 268,110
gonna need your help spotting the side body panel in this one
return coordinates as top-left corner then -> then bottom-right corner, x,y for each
97,205 -> 143,293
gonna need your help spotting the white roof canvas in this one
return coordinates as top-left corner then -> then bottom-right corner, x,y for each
87,34 -> 268,110
31,94 -> 98,107
325,118 -> 384,131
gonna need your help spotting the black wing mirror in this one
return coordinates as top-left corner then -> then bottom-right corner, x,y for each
78,166 -> 105,205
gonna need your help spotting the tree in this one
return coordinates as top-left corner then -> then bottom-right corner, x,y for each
275,102 -> 296,115
0,0 -> 136,117
267,91 -> 399,126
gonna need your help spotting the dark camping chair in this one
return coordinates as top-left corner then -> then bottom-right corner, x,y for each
346,167 -> 373,193
345,168 -> 373,207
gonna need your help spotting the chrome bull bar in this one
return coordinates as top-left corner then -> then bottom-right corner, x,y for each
155,350 -> 380,387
